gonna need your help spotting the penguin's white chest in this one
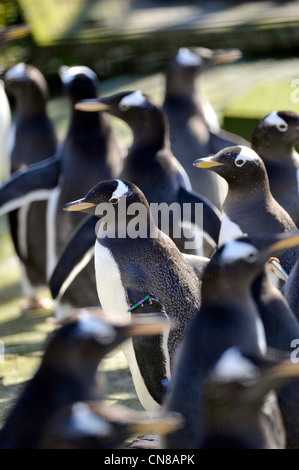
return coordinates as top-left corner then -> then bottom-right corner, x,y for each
219,213 -> 246,247
94,241 -> 160,413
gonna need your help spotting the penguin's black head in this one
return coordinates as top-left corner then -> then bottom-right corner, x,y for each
74,90 -> 166,133
63,179 -> 154,237
252,110 -> 299,155
43,310 -> 168,374
64,179 -> 149,215
193,146 -> 267,188
59,65 -> 99,105
165,47 -> 242,95
205,346 -> 299,426
204,231 -> 299,290
4,62 -> 49,109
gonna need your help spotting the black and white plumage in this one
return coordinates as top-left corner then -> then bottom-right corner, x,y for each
194,145 -> 299,275
200,347 -> 299,449
0,310 -> 170,449
0,65 -> 124,317
162,46 -> 249,209
3,62 -> 58,309
75,89 -> 222,257
252,110 -> 299,226
60,179 -> 205,414
161,232 -> 299,449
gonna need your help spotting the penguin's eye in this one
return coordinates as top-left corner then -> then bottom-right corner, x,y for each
109,197 -> 119,205
245,252 -> 259,263
278,123 -> 288,132
235,158 -> 245,167
118,103 -> 130,111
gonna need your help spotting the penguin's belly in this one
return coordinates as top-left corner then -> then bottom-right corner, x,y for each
94,241 -> 160,414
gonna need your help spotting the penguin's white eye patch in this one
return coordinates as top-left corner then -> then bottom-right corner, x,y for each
109,197 -> 119,205
118,91 -> 147,111
278,123 -> 288,132
221,240 -> 260,264
263,111 -> 288,133
244,251 -> 259,263
235,157 -> 245,167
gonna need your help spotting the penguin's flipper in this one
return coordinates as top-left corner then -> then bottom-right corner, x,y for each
178,186 -> 222,247
128,289 -> 171,406
0,155 -> 61,215
209,129 -> 250,154
49,215 -> 97,299
182,253 -> 210,280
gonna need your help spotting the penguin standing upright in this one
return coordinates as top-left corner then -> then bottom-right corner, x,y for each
0,66 -> 124,318
162,46 -> 249,208
194,145 -> 299,274
251,110 -> 299,226
3,63 -> 58,309
0,310 -> 170,449
76,90 -> 222,256
247,232 -> 299,449
0,25 -> 30,180
61,179 -> 204,414
162,233 -> 299,449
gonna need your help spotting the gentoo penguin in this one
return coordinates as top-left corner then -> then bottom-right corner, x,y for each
200,347 -> 299,449
76,90 -> 222,257
162,46 -> 249,208
0,310 -> 168,449
248,233 -> 299,449
251,110 -> 299,226
61,179 -> 204,414
0,66 -> 124,318
0,25 -> 30,179
194,145 -> 299,274
282,257 -> 299,322
161,233 -> 299,449
40,400 -> 182,449
3,62 -> 58,309
49,213 -> 209,304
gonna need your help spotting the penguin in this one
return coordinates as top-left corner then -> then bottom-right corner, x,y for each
161,232 -> 299,449
162,46 -> 249,209
251,110 -> 299,225
75,90 -> 222,257
0,79 -> 11,180
247,233 -> 299,449
0,309 -> 169,449
3,62 -> 58,310
200,347 -> 299,449
48,213 -> 210,304
0,65 -> 124,318
61,179 -> 204,414
193,145 -> 299,274
0,24 -> 30,179
40,400 -> 182,449
282,257 -> 299,323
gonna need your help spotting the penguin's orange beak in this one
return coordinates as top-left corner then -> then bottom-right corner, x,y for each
75,100 -> 110,112
211,48 -> 242,65
266,231 -> 299,255
193,156 -> 223,169
63,198 -> 96,213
